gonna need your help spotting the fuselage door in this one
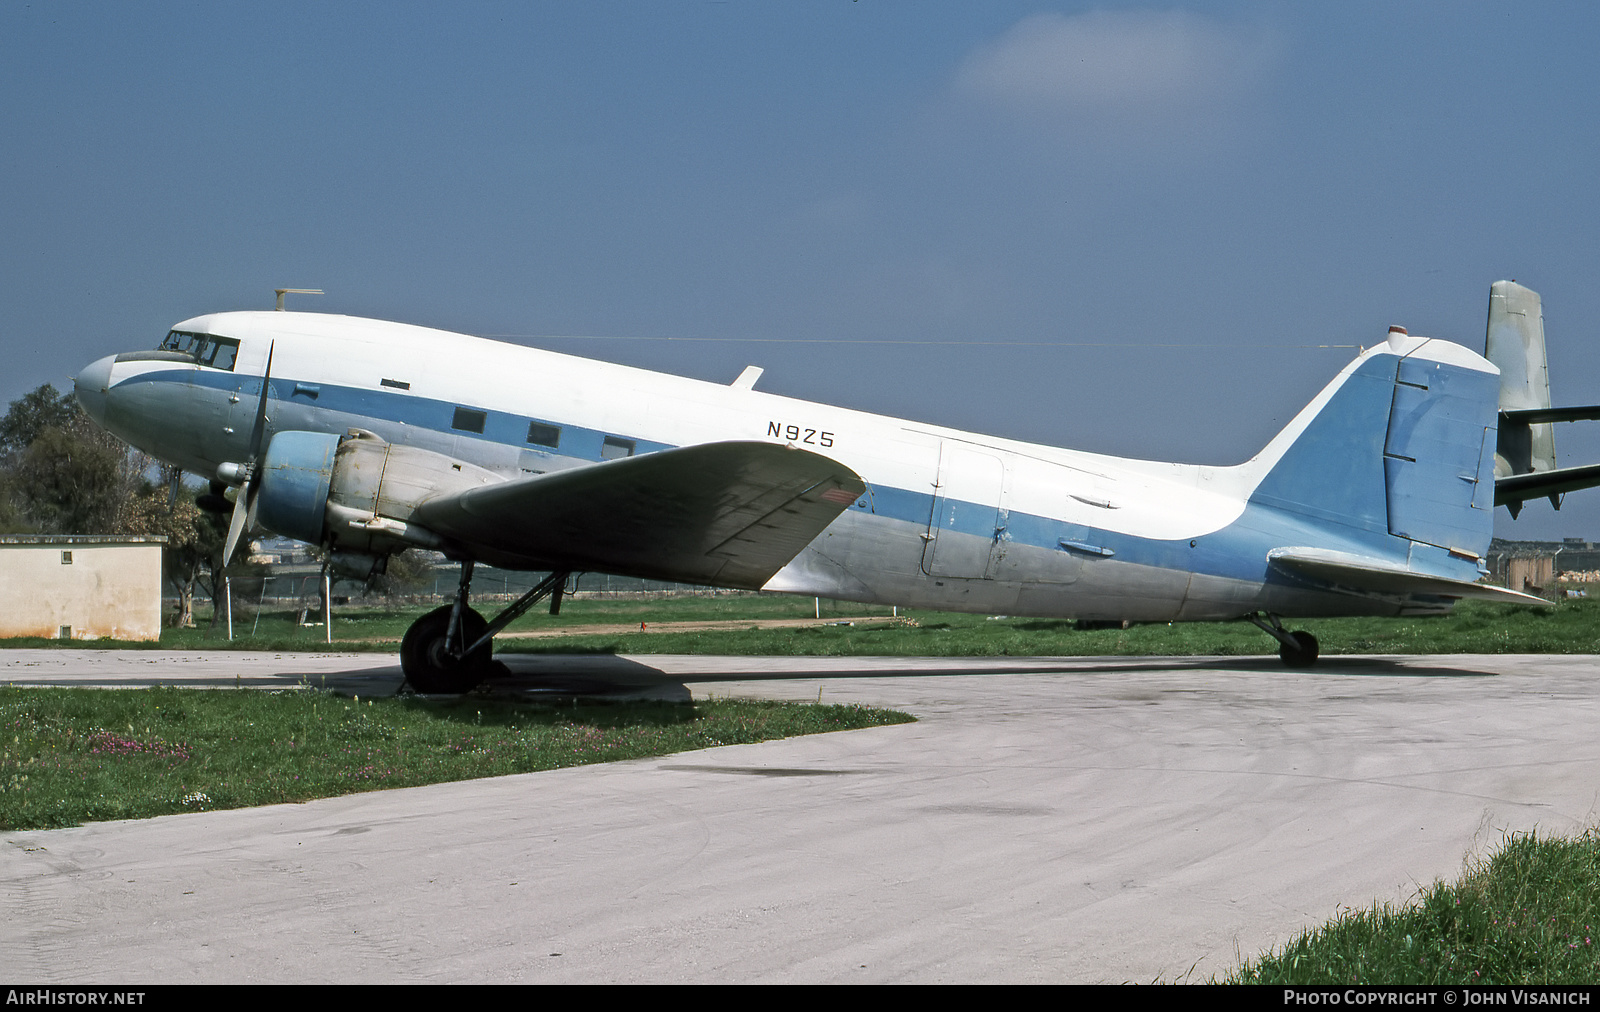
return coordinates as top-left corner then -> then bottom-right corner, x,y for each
208,336 -> 259,466
922,443 -> 1007,579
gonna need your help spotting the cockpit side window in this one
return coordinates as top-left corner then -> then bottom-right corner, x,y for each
159,331 -> 241,371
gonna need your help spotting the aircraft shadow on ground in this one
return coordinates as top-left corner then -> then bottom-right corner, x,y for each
481,652 -> 1498,696
2,653 -> 1497,700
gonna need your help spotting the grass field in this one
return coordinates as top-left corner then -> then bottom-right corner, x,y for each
486,595 -> 1588,658
0,684 -> 914,831
4,590 -> 1594,657
1227,829 -> 1600,984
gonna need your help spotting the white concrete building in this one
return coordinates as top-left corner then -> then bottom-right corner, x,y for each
0,536 -> 165,641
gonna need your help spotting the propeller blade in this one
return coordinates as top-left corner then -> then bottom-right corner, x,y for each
243,480 -> 260,540
245,342 -> 275,460
224,343 -> 277,566
222,483 -> 251,566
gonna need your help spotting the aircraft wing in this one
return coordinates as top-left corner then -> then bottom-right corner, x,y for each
1496,463 -> 1600,506
412,440 -> 866,588
1266,547 -> 1549,606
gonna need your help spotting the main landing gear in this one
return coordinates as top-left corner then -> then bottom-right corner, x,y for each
1247,613 -> 1320,668
400,562 -> 571,694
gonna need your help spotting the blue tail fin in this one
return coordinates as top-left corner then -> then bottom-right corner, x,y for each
1245,335 -> 1500,559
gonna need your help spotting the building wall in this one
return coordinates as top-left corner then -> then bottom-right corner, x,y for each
0,542 -> 163,641
1507,556 -> 1556,595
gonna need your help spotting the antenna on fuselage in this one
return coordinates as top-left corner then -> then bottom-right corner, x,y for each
274,288 -> 324,311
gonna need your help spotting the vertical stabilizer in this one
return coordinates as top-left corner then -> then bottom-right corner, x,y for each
1485,281 -> 1556,495
1247,336 -> 1499,569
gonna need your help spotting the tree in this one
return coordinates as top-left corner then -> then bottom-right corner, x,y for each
369,548 -> 438,602
0,384 -> 149,535
0,384 -> 78,459
117,465 -> 220,628
1,385 -> 212,626
0,468 -> 30,533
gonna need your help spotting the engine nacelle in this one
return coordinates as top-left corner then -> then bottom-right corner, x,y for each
253,429 -> 503,562
255,430 -> 340,545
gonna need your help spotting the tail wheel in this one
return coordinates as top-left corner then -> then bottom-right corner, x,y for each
1278,630 -> 1319,668
401,605 -> 493,693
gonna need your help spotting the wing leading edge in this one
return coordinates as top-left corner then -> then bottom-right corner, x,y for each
413,440 -> 866,589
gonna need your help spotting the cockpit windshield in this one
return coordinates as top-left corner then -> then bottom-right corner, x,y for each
158,331 -> 240,371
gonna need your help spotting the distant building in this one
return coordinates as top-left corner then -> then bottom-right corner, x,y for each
0,536 -> 165,641
1487,538 -> 1600,594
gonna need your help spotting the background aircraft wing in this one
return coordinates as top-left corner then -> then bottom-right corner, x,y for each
1495,463 -> 1600,506
413,440 -> 865,588
1266,547 -> 1549,606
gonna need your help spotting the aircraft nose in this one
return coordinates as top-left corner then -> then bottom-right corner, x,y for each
74,354 -> 115,426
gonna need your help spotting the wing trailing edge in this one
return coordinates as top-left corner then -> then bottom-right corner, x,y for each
413,440 -> 866,589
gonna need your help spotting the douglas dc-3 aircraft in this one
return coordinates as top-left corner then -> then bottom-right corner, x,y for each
71,281 -> 1600,692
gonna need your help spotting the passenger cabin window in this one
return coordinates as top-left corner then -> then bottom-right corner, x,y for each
159,331 -> 240,371
526,422 -> 560,448
452,407 -> 487,434
601,436 -> 636,460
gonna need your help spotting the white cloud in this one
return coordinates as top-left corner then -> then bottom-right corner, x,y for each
954,10 -> 1278,115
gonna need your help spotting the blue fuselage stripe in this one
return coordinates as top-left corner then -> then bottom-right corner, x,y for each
112,364 -> 1481,590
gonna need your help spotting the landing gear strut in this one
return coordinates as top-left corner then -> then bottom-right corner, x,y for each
398,562 -> 572,694
1247,613 -> 1320,668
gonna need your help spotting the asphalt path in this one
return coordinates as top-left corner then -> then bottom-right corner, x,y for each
3,650 -> 1599,983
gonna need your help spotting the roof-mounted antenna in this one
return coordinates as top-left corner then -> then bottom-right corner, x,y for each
274,288 -> 324,311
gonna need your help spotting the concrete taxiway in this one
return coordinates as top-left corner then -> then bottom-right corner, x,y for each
3,650 -> 1599,983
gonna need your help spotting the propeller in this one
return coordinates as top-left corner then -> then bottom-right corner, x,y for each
222,342 -> 275,566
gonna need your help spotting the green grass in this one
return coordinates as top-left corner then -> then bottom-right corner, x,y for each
494,597 -> 1590,658
0,685 -> 914,831
9,592 -> 1600,658
1229,829 -> 1600,984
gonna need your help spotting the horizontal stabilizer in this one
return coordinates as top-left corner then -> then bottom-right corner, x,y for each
1495,463 -> 1600,506
414,440 -> 865,588
1502,405 -> 1600,425
1267,547 -> 1549,606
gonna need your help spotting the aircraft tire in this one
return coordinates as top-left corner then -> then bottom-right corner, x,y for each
1278,630 -> 1319,668
401,605 -> 493,693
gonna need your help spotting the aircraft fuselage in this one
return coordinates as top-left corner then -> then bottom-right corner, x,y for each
75,311 -> 1495,627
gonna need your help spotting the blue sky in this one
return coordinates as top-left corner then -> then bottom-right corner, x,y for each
4,1 -> 1599,539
